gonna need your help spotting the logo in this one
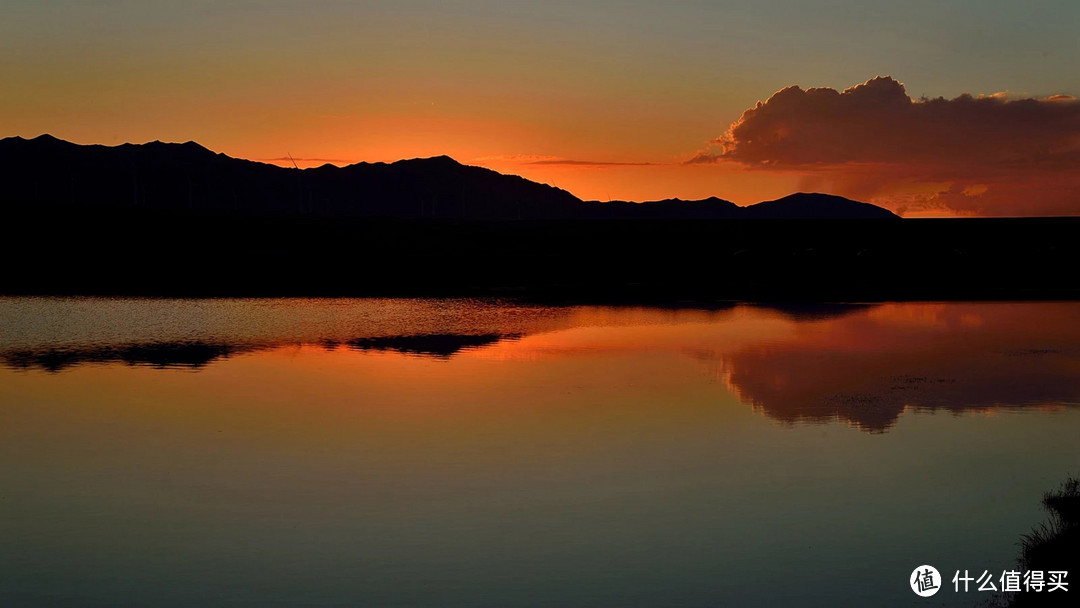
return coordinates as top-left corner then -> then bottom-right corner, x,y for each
911,565 -> 942,597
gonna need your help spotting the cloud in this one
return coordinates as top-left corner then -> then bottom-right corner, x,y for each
526,158 -> 657,167
683,151 -> 722,165
705,77 -> 1080,215
719,76 -> 1080,167
260,156 -> 357,163
475,154 -> 660,169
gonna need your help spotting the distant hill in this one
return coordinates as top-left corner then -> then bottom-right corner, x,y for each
744,193 -> 900,219
582,196 -> 743,219
0,135 -> 899,220
587,194 -> 900,220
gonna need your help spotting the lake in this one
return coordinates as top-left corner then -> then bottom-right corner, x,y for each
2,298 -> 1078,607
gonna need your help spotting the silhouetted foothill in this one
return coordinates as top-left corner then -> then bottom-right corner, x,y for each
743,192 -> 900,219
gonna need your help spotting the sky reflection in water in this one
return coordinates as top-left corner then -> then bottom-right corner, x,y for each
1,298 -> 1079,607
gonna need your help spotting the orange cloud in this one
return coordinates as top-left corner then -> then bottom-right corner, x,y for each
475,154 -> 660,168
720,76 -> 1080,166
703,77 -> 1080,216
525,158 -> 658,167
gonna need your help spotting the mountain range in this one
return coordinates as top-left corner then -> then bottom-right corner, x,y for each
0,134 -> 899,220
1,133 -> 1077,301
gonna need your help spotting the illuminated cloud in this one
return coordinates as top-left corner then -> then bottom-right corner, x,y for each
718,76 -> 1080,167
705,77 -> 1080,215
526,158 -> 657,167
476,154 -> 659,168
683,151 -> 722,165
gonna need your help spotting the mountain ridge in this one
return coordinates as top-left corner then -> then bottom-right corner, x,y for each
0,134 -> 899,220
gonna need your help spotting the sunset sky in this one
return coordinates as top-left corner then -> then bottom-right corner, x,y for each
4,1 -> 1079,216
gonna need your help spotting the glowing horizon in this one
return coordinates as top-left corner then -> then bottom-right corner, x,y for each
4,2 -> 1079,216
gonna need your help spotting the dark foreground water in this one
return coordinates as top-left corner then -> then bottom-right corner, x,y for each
2,298 -> 1078,607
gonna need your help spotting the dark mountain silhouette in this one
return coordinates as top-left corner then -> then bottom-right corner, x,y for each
581,196 -> 744,219
0,135 -> 898,220
0,134 -> 583,220
589,194 -> 900,219
2,134 -> 1078,301
744,192 -> 899,219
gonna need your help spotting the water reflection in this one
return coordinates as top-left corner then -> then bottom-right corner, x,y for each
3,298 -> 1080,607
715,303 -> 1080,432
0,341 -> 259,371
345,333 -> 520,358
0,334 -> 525,371
2,298 -> 1079,433
0,297 -> 564,370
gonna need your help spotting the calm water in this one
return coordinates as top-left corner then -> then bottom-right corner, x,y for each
2,298 -> 1079,607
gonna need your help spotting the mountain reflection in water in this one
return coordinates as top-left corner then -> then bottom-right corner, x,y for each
2,298 -> 1078,433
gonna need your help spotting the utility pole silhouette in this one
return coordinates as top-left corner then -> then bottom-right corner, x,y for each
288,153 -> 305,214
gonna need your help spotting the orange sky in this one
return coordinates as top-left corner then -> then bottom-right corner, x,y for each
3,2 -> 1079,215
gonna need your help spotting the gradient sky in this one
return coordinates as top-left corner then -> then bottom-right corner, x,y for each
4,1 -> 1079,215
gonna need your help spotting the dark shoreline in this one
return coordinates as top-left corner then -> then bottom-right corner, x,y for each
5,206 -> 1080,302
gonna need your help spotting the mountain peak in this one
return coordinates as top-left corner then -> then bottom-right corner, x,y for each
0,133 -> 78,152
410,155 -> 460,165
746,192 -> 900,219
142,139 -> 213,153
